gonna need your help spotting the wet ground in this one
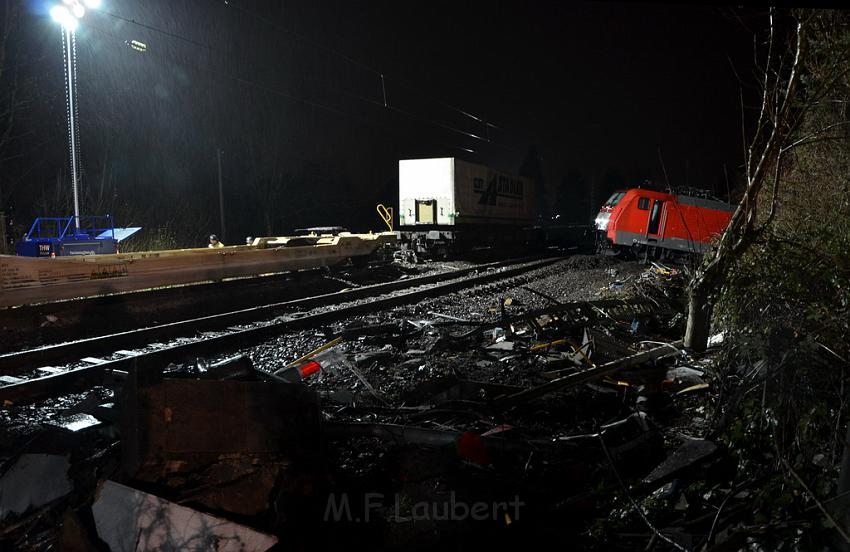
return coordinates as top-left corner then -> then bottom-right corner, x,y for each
0,255 -> 733,551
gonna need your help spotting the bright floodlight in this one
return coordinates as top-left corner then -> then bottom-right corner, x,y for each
50,5 -> 79,31
82,0 -> 101,9
70,3 -> 85,18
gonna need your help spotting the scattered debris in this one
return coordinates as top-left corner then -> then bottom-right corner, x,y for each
92,480 -> 278,551
641,439 -> 720,490
0,454 -> 72,520
44,413 -> 102,433
0,256 -> 746,549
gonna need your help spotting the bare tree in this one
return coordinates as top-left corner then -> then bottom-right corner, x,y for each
684,9 -> 849,350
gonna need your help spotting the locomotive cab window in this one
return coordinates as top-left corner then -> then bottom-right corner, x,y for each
604,192 -> 626,207
637,197 -> 650,210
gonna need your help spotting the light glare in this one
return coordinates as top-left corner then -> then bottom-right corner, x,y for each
128,39 -> 147,52
71,3 -> 85,18
82,0 -> 101,9
50,5 -> 68,21
50,5 -> 79,31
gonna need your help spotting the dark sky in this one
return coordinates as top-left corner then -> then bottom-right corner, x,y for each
1,0 -> 754,240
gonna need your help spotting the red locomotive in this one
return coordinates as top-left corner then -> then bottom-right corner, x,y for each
595,188 -> 735,258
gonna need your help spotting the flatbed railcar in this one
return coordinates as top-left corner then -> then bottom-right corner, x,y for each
0,231 -> 395,308
596,188 -> 735,259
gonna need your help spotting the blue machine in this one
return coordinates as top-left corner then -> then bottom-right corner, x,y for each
15,216 -> 142,257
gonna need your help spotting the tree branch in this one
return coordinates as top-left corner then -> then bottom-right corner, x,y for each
781,121 -> 850,152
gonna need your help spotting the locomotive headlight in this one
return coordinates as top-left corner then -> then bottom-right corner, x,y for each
594,214 -> 610,232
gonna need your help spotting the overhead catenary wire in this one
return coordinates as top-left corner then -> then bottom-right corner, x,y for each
97,8 -> 218,53
83,22 -> 480,157
91,5 -> 515,153
220,0 -> 511,135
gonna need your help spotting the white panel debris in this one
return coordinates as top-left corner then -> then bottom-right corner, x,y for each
92,480 -> 278,552
0,454 -> 73,520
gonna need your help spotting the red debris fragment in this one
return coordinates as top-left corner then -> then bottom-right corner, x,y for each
455,431 -> 491,466
299,361 -> 321,378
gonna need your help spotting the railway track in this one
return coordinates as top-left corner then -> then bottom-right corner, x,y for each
0,260 -> 407,353
0,256 -> 660,406
0,257 -> 564,404
1,258 -> 539,371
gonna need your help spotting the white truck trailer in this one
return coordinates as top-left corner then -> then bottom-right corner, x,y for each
397,158 -> 536,259
399,157 -> 535,227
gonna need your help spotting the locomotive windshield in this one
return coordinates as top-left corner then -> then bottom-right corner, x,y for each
604,192 -> 625,207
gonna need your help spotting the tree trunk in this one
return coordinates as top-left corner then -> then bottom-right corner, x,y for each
685,283 -> 713,352
681,14 -> 807,353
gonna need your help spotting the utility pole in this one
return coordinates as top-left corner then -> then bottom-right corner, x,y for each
0,177 -> 5,253
0,211 -> 7,255
217,148 -> 226,243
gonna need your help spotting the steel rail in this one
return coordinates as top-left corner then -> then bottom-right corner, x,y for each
0,257 -> 564,405
0,258 -> 535,374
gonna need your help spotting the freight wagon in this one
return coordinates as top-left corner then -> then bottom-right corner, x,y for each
397,158 -> 536,259
597,188 -> 735,259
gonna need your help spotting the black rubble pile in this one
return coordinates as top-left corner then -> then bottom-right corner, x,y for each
0,259 -> 757,551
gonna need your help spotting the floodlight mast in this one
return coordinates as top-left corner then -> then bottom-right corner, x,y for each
49,0 -> 100,229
